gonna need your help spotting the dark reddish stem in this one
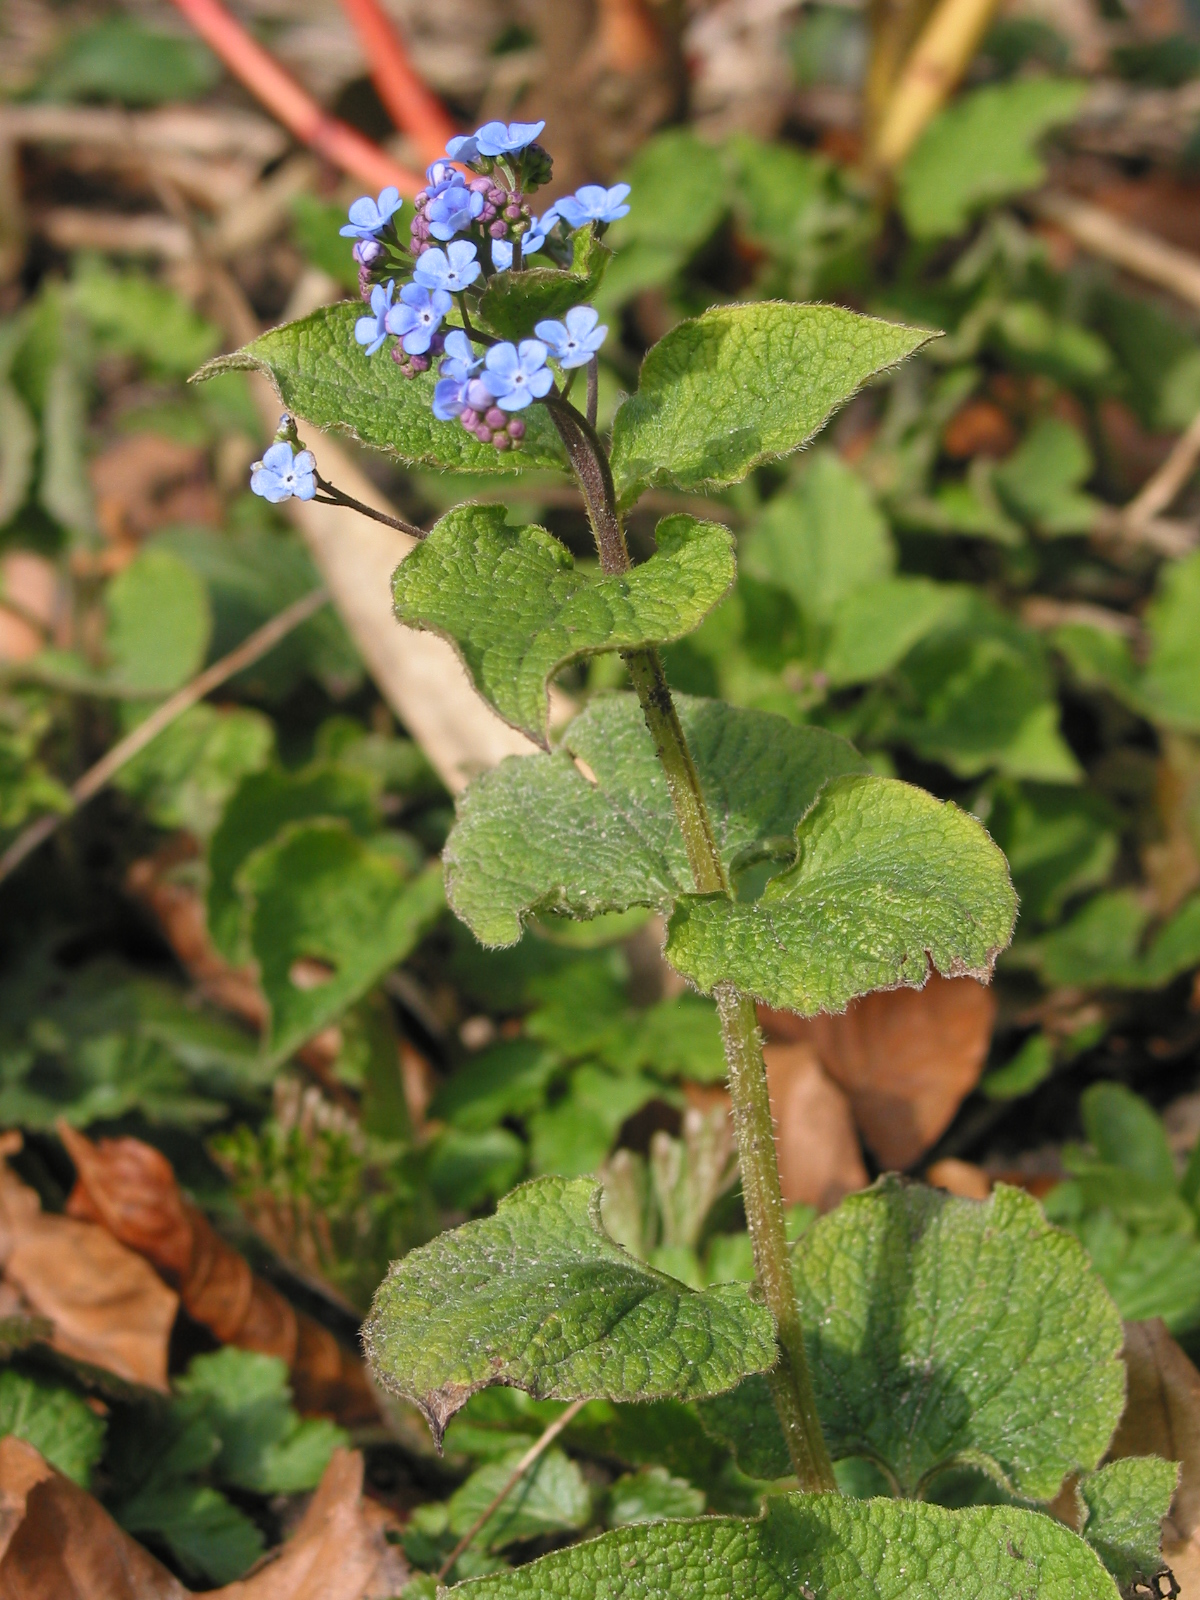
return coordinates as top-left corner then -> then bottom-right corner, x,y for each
337,0 -> 456,165
166,0 -> 423,193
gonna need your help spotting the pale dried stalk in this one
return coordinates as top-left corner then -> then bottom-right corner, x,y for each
1125,409 -> 1200,530
871,0 -> 1005,170
435,1398 -> 588,1582
1033,191 -> 1200,314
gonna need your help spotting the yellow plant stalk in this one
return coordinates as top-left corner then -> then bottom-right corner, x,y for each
870,0 -> 1005,171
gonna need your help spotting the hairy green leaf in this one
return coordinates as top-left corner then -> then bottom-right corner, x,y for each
701,1180 -> 1125,1498
740,449 -> 893,620
1080,1458 -> 1178,1590
393,507 -> 734,746
480,231 -> 611,342
449,1447 -> 593,1550
665,775 -> 1016,1013
899,79 -> 1088,239
106,546 -> 212,695
445,693 -> 868,947
241,824 -> 444,1063
609,304 -> 933,503
208,762 -> 380,961
364,1174 -> 777,1446
175,1348 -> 346,1494
454,1492 -> 1119,1600
0,1369 -> 105,1486
193,303 -> 566,473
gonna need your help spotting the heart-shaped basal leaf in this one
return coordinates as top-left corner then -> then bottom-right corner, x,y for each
480,231 -> 611,342
363,1175 -> 777,1447
241,822 -> 445,1065
444,693 -> 869,947
192,305 -> 566,474
665,774 -> 1016,1014
609,303 -> 935,505
1079,1458 -> 1178,1591
451,1492 -> 1119,1600
699,1180 -> 1126,1500
392,508 -> 734,747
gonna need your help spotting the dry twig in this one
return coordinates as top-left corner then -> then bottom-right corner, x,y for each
0,588 -> 329,886
1033,191 -> 1200,314
871,0 -> 1006,170
435,1398 -> 589,1583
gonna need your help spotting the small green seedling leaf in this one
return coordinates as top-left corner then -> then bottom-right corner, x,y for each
193,304 -> 566,474
1079,1457 -> 1178,1591
480,231 -> 611,342
445,693 -> 868,947
207,762 -> 380,962
700,1180 -> 1126,1498
1143,548 -> 1200,731
393,507 -> 734,746
449,1447 -> 593,1551
363,1174 -> 777,1446
453,1492 -> 1120,1600
241,823 -> 444,1064
609,303 -> 934,503
665,775 -> 1016,1014
606,1465 -> 706,1527
0,1369 -> 106,1486
899,78 -> 1089,240
106,547 -> 212,696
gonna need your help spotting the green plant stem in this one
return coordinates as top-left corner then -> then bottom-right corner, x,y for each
715,983 -> 838,1491
544,392 -> 838,1494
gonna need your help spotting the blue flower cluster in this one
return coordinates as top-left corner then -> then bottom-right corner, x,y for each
338,120 -> 627,450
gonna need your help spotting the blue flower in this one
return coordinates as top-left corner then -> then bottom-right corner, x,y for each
473,120 -> 546,157
535,305 -> 608,369
554,183 -> 631,229
481,339 -> 553,411
441,329 -> 483,377
385,283 -> 451,355
424,160 -> 463,197
427,184 -> 484,240
412,240 -> 481,293
445,133 -> 480,163
354,280 -> 395,356
340,186 -> 402,239
250,441 -> 317,503
490,219 -> 548,272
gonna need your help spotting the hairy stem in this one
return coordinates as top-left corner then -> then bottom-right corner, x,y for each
716,984 -> 838,1491
314,474 -> 425,539
544,393 -> 837,1493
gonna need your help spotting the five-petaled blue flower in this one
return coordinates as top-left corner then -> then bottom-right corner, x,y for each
412,240 -> 481,294
490,218 -> 549,272
355,279 -> 395,356
481,340 -> 553,411
473,120 -> 545,157
386,283 -> 451,355
424,161 -> 463,197
554,183 -> 631,229
432,331 -> 485,420
250,441 -> 316,503
427,184 -> 484,240
340,186 -> 402,239
535,305 -> 608,369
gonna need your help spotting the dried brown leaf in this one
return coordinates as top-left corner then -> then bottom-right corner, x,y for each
763,1042 -> 868,1210
0,1138 -> 176,1389
59,1126 -> 378,1425
0,1436 -> 188,1599
0,1439 -> 404,1600
760,974 -> 997,1168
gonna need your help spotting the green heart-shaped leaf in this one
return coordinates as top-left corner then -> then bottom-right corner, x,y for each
665,774 -> 1016,1013
392,507 -> 734,746
444,694 -> 868,947
364,1175 -> 777,1446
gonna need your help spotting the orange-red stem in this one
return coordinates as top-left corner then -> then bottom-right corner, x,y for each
337,0 -> 456,166
167,0 -> 422,194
